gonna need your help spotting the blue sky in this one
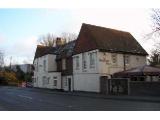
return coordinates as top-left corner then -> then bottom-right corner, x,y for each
0,9 -> 78,65
0,9 -> 154,65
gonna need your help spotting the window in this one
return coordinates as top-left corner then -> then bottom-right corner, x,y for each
82,53 -> 87,70
43,60 -> 46,71
136,57 -> 139,62
54,80 -> 57,86
42,76 -> 49,85
53,76 -> 57,79
47,77 -> 50,84
37,60 -> 39,72
53,76 -> 58,86
64,79 -> 67,86
62,59 -> 66,70
89,52 -> 96,68
75,56 -> 79,70
34,64 -> 37,71
112,54 -> 117,64
125,55 -> 130,65
34,78 -> 36,83
42,76 -> 46,85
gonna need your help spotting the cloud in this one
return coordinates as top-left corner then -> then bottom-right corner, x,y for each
4,36 -> 38,65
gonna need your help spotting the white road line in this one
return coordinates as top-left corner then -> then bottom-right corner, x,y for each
18,95 -> 33,100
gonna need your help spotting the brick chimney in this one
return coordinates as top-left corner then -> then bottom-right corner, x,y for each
56,37 -> 66,47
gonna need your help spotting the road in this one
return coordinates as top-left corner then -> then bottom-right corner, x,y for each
0,86 -> 160,111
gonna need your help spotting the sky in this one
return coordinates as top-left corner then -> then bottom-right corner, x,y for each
0,8 -> 155,66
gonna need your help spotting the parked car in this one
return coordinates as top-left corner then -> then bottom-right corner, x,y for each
26,82 -> 33,88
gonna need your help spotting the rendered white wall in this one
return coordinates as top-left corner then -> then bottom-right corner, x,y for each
72,50 -> 147,92
73,73 -> 100,92
98,52 -> 147,75
33,54 -> 61,89
73,49 -> 99,74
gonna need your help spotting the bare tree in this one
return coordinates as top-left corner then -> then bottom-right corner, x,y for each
37,32 -> 77,47
151,9 -> 160,34
148,49 -> 160,66
37,33 -> 57,47
61,32 -> 77,42
144,9 -> 160,41
147,9 -> 160,66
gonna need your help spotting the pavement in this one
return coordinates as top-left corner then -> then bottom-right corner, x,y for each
0,86 -> 160,110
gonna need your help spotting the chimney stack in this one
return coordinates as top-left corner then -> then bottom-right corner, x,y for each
56,37 -> 66,47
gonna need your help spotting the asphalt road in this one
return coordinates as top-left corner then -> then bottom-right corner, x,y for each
0,86 -> 160,111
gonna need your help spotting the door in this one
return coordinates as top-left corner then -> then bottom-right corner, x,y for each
68,78 -> 71,91
100,76 -> 109,94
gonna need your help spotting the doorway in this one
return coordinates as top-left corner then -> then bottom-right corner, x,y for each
68,78 -> 71,91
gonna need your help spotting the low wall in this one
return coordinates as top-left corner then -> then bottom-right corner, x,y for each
130,81 -> 160,96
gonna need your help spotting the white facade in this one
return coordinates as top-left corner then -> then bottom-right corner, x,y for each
73,49 -> 147,92
33,54 -> 62,89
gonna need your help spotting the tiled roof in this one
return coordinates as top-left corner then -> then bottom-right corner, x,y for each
74,23 -> 148,55
114,65 -> 160,76
56,40 -> 76,59
34,45 -> 57,60
34,40 -> 76,60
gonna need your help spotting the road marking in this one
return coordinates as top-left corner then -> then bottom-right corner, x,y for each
18,95 -> 33,100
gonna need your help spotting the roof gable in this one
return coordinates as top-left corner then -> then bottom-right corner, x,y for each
74,23 -> 148,55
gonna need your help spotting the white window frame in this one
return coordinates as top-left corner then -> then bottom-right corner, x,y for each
111,53 -> 117,64
82,53 -> 87,70
34,78 -> 36,83
47,77 -> 50,84
37,60 -> 38,72
42,76 -> 49,85
43,60 -> 46,72
75,56 -> 79,70
42,76 -> 46,85
64,79 -> 68,86
125,55 -> 130,65
54,80 -> 57,86
53,76 -> 58,86
89,52 -> 96,68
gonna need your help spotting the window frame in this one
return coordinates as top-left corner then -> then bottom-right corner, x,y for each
43,59 -> 46,72
82,53 -> 87,70
125,55 -> 130,65
75,56 -> 79,70
89,52 -> 96,68
111,53 -> 117,64
54,80 -> 57,86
